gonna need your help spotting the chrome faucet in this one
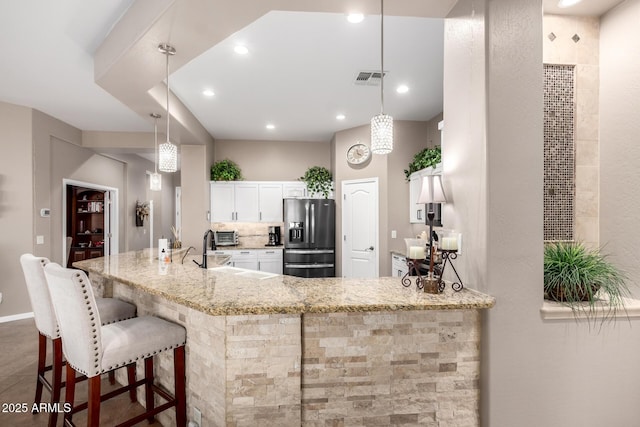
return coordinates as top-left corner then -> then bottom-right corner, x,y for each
194,229 -> 216,268
181,246 -> 196,264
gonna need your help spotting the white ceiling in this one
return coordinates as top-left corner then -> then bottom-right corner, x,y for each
0,0 -> 627,144
542,0 -> 626,16
170,11 -> 444,142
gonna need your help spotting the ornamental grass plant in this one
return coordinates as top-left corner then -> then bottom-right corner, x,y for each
544,241 -> 630,323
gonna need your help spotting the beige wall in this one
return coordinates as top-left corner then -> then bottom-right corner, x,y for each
544,15 -> 600,248
445,1 -> 640,426
332,120 -> 429,277
181,144 -> 212,250
600,0 -> 640,295
0,102 -> 34,317
214,139 -> 331,181
1,104 -> 177,319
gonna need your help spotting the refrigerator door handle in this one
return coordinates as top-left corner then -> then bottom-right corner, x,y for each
305,202 -> 310,246
285,263 -> 334,269
310,203 -> 315,245
285,249 -> 334,254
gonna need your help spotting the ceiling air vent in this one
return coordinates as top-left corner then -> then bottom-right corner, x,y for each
354,70 -> 387,86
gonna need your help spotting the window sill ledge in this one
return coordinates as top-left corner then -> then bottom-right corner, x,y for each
540,297 -> 640,320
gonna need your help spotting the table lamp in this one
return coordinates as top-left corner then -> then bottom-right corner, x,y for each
417,175 -> 447,277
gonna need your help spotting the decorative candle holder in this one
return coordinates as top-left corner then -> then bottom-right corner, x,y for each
437,250 -> 464,292
402,258 -> 425,290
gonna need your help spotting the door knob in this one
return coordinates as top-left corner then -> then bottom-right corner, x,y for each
365,246 -> 374,251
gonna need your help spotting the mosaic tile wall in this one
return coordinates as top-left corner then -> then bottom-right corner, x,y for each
544,64 -> 575,241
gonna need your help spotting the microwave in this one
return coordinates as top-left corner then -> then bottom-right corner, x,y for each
214,230 -> 238,246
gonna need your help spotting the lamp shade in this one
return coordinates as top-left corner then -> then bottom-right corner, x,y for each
159,141 -> 177,172
417,175 -> 447,204
149,172 -> 162,191
371,114 -> 393,154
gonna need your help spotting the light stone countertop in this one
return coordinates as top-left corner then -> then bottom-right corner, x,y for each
74,249 -> 495,316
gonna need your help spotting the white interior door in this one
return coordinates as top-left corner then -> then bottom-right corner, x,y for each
342,178 -> 379,278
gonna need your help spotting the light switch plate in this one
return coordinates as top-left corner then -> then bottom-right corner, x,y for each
36,235 -> 44,245
193,407 -> 202,426
391,230 -> 397,238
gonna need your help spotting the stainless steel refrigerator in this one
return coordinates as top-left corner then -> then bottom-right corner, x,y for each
283,198 -> 335,277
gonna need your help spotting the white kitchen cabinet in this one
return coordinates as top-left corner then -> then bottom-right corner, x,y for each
258,184 -> 283,222
234,183 -> 260,222
283,182 -> 307,198
209,249 -> 282,273
391,253 -> 408,277
210,182 -> 236,222
210,182 -> 260,222
409,164 -> 442,224
231,250 -> 259,270
257,249 -> 283,274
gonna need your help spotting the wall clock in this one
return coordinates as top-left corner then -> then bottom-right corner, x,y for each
346,143 -> 371,165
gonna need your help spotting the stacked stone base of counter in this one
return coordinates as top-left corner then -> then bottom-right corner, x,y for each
302,311 -> 480,427
93,276 -> 481,427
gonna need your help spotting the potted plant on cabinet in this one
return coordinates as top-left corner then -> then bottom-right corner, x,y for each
300,166 -> 333,199
211,159 -> 243,181
543,241 -> 630,323
404,146 -> 441,181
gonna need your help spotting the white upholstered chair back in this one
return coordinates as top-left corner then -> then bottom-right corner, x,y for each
44,263 -> 104,377
19,254 -> 58,339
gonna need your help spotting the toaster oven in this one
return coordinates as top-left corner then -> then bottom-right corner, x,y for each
214,230 -> 238,246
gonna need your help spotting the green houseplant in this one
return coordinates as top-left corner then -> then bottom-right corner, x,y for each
211,159 -> 243,181
544,241 -> 630,322
300,166 -> 333,199
404,146 -> 441,181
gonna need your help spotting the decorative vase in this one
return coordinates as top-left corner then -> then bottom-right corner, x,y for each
136,215 -> 144,227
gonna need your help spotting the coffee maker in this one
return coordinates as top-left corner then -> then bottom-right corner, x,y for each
267,226 -> 282,246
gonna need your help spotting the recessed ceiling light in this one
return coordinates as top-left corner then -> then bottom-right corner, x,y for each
234,45 -> 249,55
396,85 -> 409,94
202,89 -> 215,97
336,114 -> 346,120
557,0 -> 583,8
266,124 -> 275,130
347,13 -> 364,24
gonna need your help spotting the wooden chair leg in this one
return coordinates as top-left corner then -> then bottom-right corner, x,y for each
108,371 -> 116,385
63,364 -> 76,425
33,332 -> 47,412
87,376 -> 101,426
174,346 -> 187,427
144,357 -> 155,423
127,364 -> 136,402
48,338 -> 63,427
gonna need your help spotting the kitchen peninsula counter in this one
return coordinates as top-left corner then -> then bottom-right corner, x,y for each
75,250 -> 494,427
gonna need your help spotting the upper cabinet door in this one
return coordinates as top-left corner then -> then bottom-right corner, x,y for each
259,183 -> 283,222
283,182 -> 307,198
234,183 -> 260,222
409,173 -> 424,224
211,182 -> 235,222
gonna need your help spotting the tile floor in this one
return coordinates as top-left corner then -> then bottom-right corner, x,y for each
0,318 -> 162,426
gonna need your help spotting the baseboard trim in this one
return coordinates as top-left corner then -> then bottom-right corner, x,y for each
0,312 -> 34,323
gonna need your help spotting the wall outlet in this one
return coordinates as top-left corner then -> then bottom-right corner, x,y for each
193,407 -> 202,426
391,230 -> 397,239
36,235 -> 44,245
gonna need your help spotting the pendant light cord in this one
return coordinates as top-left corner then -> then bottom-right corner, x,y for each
380,0 -> 385,115
154,117 -> 158,173
165,49 -> 170,144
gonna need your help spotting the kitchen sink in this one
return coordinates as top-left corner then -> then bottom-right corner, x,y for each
208,265 -> 279,280
236,270 -> 279,280
207,266 -> 246,274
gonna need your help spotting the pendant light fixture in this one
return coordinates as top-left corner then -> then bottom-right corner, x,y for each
158,43 -> 178,173
370,0 -> 393,155
149,113 -> 162,191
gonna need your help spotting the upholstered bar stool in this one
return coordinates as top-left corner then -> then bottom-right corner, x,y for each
19,254 -> 137,427
44,262 -> 187,427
